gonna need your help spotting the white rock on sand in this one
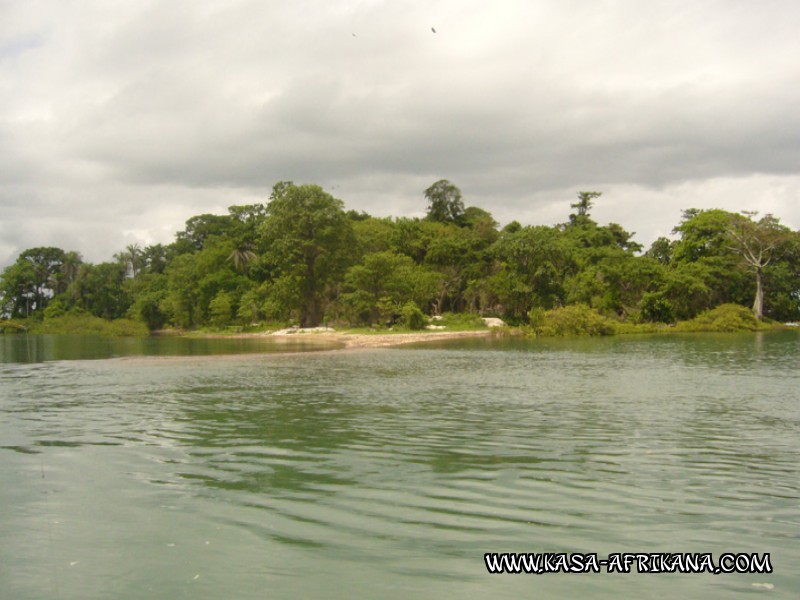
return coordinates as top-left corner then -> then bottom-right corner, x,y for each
482,317 -> 506,328
270,327 -> 336,335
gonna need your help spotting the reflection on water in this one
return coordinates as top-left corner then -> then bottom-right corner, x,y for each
0,333 -> 342,363
0,331 -> 798,599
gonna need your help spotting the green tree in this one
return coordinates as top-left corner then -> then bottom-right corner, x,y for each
209,291 -> 234,327
0,247 -> 68,317
489,225 -> 575,318
400,301 -> 427,330
83,262 -> 129,319
727,212 -> 791,320
126,273 -> 169,330
175,214 -> 238,253
117,244 -> 143,278
646,237 -> 674,265
259,182 -> 354,327
671,209 -> 735,263
142,244 -> 169,274
424,179 -> 465,225
568,191 -> 601,227
0,259 -> 38,317
352,217 -> 398,257
58,251 -> 83,294
341,251 -> 439,325
161,253 -> 199,328
227,244 -> 258,274
669,208 -> 753,313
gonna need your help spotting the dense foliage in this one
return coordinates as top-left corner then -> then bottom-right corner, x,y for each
2,181 -> 799,332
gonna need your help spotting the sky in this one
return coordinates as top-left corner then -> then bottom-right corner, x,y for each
2,0 -> 799,267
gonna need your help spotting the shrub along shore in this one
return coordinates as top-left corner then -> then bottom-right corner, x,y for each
2,304 -> 786,345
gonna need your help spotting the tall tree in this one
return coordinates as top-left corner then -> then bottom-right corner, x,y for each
727,212 -> 790,320
118,244 -> 143,278
259,182 -> 354,327
59,251 -> 83,293
568,191 -> 601,227
142,244 -> 169,274
424,179 -> 465,225
341,251 -> 439,325
0,247 -> 67,316
227,244 -> 258,274
175,214 -> 237,252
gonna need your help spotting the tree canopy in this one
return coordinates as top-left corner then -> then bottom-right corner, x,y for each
3,182 -> 799,329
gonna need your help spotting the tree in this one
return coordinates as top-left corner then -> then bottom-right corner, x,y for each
259,182 -> 354,327
568,191 -> 601,227
669,209 -> 752,312
341,251 -> 440,325
175,214 -> 237,252
0,259 -> 37,317
489,225 -> 575,318
209,291 -> 234,327
83,262 -> 130,319
0,247 -> 67,317
424,179 -> 465,225
671,208 -> 735,263
227,244 -> 258,274
142,244 -> 169,274
118,244 -> 143,278
646,237 -> 674,265
727,212 -> 790,320
59,251 -> 83,293
126,273 -> 168,330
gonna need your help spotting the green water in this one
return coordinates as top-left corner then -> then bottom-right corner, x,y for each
1,332 -> 798,599
0,334 -> 341,363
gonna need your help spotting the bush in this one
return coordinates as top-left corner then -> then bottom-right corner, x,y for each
527,307 -> 546,328
209,291 -> 233,327
43,299 -> 67,320
400,301 -> 427,330
674,303 -> 764,332
27,315 -> 149,337
531,304 -> 617,337
0,319 -> 29,334
639,292 -> 675,323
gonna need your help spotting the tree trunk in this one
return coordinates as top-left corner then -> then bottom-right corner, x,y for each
752,266 -> 763,320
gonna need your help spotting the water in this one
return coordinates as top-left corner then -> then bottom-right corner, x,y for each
1,332 -> 798,599
0,334 -> 341,363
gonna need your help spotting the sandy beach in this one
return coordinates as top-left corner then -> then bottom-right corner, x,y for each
260,328 -> 495,349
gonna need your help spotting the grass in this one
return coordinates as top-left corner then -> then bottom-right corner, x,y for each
673,304 -> 777,333
0,319 -> 29,334
25,315 -> 149,337
432,312 -> 489,331
524,303 -> 782,338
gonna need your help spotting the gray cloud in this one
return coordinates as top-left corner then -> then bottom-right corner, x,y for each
2,0 -> 800,266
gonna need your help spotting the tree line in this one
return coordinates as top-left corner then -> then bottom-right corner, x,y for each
2,180 -> 799,330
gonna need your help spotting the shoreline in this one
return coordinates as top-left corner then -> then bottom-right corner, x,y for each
203,328 -> 496,349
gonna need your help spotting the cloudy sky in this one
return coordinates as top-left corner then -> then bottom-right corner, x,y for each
2,0 -> 799,266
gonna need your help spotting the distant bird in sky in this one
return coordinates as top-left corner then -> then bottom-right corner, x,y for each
431,27 -> 437,33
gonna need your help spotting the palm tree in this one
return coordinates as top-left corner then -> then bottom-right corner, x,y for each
142,244 -> 168,274
119,244 -> 142,278
57,251 -> 83,294
227,244 -> 258,274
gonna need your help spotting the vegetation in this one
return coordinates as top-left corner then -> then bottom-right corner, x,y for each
2,180 -> 799,337
529,304 -> 617,337
27,315 -> 149,337
674,304 -> 769,333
